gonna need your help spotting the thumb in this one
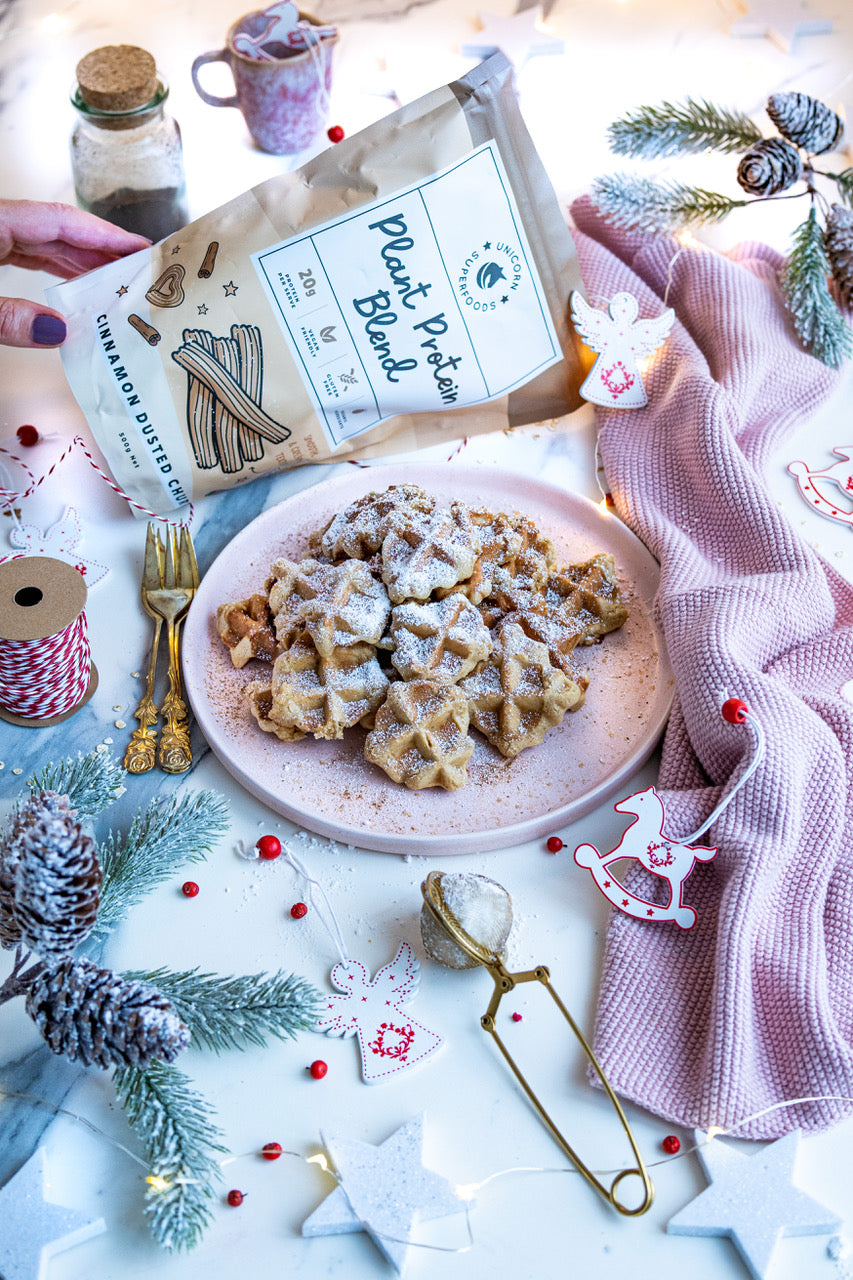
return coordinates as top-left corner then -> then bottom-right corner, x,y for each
0,298 -> 67,348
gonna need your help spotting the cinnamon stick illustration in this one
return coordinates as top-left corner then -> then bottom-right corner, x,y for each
198,241 -> 219,278
128,314 -> 161,345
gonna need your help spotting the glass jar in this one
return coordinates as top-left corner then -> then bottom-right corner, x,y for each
70,45 -> 188,242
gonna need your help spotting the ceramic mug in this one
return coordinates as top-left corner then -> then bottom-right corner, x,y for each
191,9 -> 337,155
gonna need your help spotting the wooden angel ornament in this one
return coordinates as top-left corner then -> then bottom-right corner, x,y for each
316,941 -> 444,1083
570,290 -> 674,408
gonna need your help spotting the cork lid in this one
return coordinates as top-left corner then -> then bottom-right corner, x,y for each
76,45 -> 158,111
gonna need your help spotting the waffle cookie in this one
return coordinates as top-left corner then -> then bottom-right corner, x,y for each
216,595 -> 278,668
388,594 -> 492,684
364,679 -> 474,790
269,557 -> 390,657
459,621 -> 585,757
266,639 -> 389,740
315,483 -> 436,561
381,501 -> 481,603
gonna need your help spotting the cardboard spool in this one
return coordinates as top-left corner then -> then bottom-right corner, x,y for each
0,557 -> 99,727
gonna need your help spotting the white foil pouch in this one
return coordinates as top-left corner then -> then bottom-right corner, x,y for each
48,54 -> 586,514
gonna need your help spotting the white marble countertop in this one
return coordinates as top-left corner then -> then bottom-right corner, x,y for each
2,1 -> 853,1278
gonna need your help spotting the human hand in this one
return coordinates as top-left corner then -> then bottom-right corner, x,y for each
0,199 -> 149,349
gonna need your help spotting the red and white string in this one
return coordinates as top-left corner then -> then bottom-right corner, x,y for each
0,435 -> 192,527
0,610 -> 91,720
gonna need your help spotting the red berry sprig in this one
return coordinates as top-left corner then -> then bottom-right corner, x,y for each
327,124 -> 345,143
721,698 -> 749,724
661,1134 -> 681,1155
256,834 -> 281,860
16,424 -> 39,447
290,902 -> 308,919
309,1060 -> 328,1079
226,1189 -> 245,1206
181,881 -> 200,898
546,836 -> 564,853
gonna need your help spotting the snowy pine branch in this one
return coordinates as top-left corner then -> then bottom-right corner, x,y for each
828,167 -> 853,209
781,209 -> 853,367
125,966 -> 324,1054
94,791 -> 229,937
113,1060 -> 226,1253
592,173 -> 748,232
608,97 -> 763,158
28,751 -> 126,823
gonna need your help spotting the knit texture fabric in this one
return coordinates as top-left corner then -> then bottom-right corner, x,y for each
570,195 -> 853,1138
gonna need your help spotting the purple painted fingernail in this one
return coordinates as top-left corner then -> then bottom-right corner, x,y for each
31,314 -> 67,345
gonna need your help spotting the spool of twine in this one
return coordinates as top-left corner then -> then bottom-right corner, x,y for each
0,557 -> 99,727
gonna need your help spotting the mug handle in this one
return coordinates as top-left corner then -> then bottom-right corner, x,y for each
191,50 -> 239,108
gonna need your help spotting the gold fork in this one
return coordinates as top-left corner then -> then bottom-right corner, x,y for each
148,526 -> 198,774
123,524 -> 166,774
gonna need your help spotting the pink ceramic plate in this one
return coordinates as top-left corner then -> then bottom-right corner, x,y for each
183,464 -> 672,853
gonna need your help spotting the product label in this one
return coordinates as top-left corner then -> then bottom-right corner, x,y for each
253,142 -> 561,449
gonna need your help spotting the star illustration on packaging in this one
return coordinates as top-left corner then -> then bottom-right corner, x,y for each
302,1113 -> 468,1273
316,940 -> 444,1083
667,1129 -> 840,1278
0,1147 -> 106,1280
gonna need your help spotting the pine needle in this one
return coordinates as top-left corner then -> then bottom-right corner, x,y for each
125,966 -> 324,1053
781,208 -> 853,366
28,751 -> 126,823
829,167 -> 853,209
113,1061 -> 226,1252
94,791 -> 230,936
592,173 -> 748,232
608,98 -> 763,158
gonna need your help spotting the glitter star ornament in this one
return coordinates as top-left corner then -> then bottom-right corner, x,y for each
667,1130 -> 841,1278
460,6 -> 564,68
727,0 -> 832,53
302,1113 -> 468,1273
0,1147 -> 106,1280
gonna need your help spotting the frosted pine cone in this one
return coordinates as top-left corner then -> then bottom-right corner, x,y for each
767,91 -> 844,155
0,791 -> 83,951
737,138 -> 803,196
26,958 -> 190,1069
825,204 -> 853,309
10,792 -> 101,962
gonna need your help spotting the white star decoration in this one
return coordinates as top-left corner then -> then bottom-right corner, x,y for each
302,1114 -> 468,1273
0,1147 -> 106,1280
727,0 -> 832,53
460,6 -> 564,68
667,1130 -> 840,1279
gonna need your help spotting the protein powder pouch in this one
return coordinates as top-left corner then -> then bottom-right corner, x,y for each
49,54 -> 587,516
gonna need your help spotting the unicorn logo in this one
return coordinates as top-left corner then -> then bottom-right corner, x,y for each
573,786 -> 717,930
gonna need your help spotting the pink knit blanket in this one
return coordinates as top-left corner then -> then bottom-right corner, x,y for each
570,195 -> 853,1138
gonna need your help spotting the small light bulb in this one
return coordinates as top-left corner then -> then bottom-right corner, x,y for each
306,1153 -> 330,1173
146,1175 -> 170,1192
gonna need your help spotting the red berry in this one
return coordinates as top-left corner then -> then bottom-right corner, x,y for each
662,1135 -> 681,1155
721,698 -> 748,725
511,1012 -> 523,1022
290,901 -> 308,919
261,1141 -> 282,1161
327,124 -> 345,143
546,836 -> 563,853
309,1060 -> 328,1079
226,1189 -> 244,1206
16,424 -> 39,447
181,881 -> 199,897
256,834 -> 281,860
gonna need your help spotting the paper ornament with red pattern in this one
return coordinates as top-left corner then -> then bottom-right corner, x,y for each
316,940 -> 444,1083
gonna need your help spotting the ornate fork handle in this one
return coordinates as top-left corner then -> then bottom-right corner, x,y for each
123,615 -> 163,773
159,615 -> 192,773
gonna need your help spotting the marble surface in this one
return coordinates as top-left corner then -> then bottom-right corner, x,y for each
1,1 -> 853,1278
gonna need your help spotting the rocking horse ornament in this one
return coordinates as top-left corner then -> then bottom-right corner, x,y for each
787,446 -> 853,529
573,698 -> 765,930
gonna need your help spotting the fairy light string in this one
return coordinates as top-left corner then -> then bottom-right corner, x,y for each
3,1084 -> 852,1259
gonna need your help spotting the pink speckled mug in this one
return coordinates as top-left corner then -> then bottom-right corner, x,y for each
191,9 -> 337,155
